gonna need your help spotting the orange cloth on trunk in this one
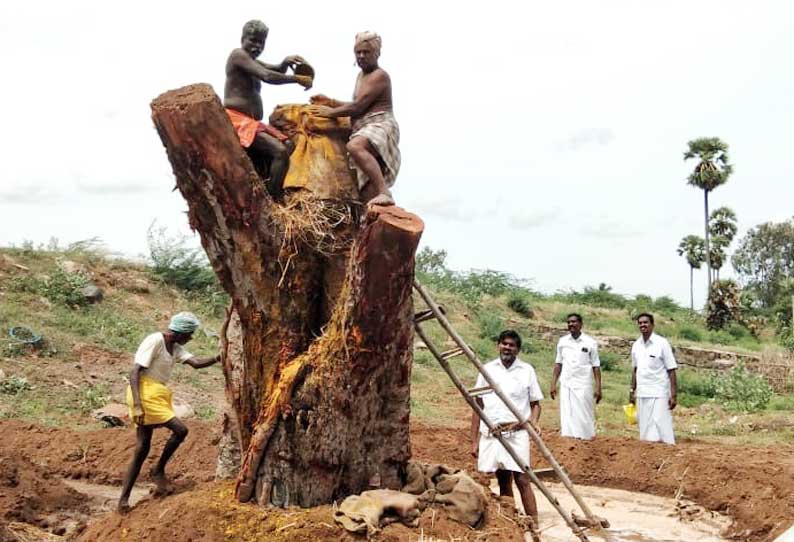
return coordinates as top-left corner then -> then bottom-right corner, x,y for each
225,108 -> 289,148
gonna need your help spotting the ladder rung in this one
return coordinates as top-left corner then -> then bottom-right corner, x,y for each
467,385 -> 493,398
413,309 -> 436,324
413,305 -> 446,324
440,347 -> 464,360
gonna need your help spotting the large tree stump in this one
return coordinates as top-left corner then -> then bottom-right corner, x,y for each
151,84 -> 423,506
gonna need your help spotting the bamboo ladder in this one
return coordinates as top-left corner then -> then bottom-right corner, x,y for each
413,280 -> 610,542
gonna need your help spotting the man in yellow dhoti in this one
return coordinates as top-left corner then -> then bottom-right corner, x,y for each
117,312 -> 220,513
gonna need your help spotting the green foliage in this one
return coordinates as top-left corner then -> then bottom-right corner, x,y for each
506,292 -> 534,318
477,313 -> 504,343
677,235 -> 705,270
565,283 -> 626,309
196,405 -> 216,420
599,351 -> 620,372
677,325 -> 704,342
714,362 -> 773,412
684,137 -> 733,192
12,265 -> 90,308
415,246 -> 533,306
147,224 -> 218,292
732,218 -> 794,308
0,375 -> 32,395
79,384 -> 109,413
677,370 -> 718,398
706,279 -> 742,330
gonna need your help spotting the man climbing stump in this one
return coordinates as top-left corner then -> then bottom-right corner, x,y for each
150,83 -> 423,506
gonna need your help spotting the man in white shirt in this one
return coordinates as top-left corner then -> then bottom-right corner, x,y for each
118,312 -> 221,513
470,330 -> 543,538
549,313 -> 602,439
630,313 -> 678,444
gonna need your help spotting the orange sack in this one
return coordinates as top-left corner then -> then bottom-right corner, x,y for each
225,108 -> 288,148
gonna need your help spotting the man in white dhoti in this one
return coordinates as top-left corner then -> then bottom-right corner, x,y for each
469,330 -> 543,539
549,313 -> 602,439
630,313 -> 678,444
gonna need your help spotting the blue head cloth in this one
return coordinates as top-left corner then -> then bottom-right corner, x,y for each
168,312 -> 200,334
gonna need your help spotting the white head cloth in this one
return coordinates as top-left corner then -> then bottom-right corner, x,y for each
355,31 -> 382,54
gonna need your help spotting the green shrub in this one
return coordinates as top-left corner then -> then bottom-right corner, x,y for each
726,323 -> 749,340
0,375 -> 32,395
79,384 -> 109,413
147,224 -> 218,292
506,293 -> 534,318
599,351 -> 620,372
677,369 -> 718,398
13,265 -> 90,308
708,330 -> 734,345
678,325 -> 704,342
477,313 -> 504,343
714,362 -> 773,412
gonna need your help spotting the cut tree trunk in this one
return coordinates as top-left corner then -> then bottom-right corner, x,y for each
151,83 -> 424,506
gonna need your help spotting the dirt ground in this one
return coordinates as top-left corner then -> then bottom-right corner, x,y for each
0,419 -> 792,541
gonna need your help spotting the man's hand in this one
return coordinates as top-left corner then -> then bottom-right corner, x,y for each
470,440 -> 478,459
308,105 -> 333,117
629,390 -> 636,405
549,387 -> 556,400
595,389 -> 602,404
132,405 -> 145,426
295,75 -> 313,90
668,395 -> 677,410
528,420 -> 542,436
283,54 -> 306,68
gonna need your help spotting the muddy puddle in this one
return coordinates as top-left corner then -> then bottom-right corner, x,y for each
63,479 -> 149,511
491,481 -> 731,542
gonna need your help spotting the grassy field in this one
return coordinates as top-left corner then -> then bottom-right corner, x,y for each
1,244 -> 793,446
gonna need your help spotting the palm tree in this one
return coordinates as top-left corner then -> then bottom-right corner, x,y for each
708,207 -> 738,281
709,206 -> 738,242
684,138 -> 733,294
677,235 -> 706,310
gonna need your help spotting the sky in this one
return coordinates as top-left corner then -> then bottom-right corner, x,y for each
1,1 -> 793,308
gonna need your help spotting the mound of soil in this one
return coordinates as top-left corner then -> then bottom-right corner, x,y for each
411,424 -> 794,541
0,453 -> 89,540
3,419 -> 794,541
78,481 -> 526,542
0,420 -> 219,487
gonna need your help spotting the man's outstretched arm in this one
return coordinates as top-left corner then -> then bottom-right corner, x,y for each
231,50 -> 311,87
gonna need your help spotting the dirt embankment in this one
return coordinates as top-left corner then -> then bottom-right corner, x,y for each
412,424 -> 794,541
2,420 -> 793,541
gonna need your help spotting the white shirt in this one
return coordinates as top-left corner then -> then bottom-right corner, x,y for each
555,332 -> 600,389
474,358 -> 544,435
134,332 -> 193,384
631,332 -> 677,398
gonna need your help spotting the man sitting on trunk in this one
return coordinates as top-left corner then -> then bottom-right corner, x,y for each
224,19 -> 312,199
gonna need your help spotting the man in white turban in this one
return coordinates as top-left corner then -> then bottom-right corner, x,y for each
118,312 -> 221,513
309,31 -> 401,208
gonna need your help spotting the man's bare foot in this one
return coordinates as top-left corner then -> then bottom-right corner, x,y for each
366,193 -> 395,207
150,470 -> 174,496
117,500 -> 131,514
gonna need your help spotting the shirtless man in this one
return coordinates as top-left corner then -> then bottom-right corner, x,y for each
224,20 -> 312,199
309,31 -> 400,207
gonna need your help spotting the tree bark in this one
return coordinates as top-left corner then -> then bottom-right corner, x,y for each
151,83 -> 423,506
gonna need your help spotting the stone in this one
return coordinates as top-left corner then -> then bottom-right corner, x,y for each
173,399 -> 195,420
81,284 -> 103,304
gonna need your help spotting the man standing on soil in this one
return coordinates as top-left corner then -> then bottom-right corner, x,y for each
630,313 -> 678,445
309,31 -> 400,208
117,312 -> 220,513
549,313 -> 602,440
224,19 -> 313,199
470,330 -> 543,539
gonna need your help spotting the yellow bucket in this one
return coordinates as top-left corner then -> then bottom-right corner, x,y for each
622,403 -> 637,425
